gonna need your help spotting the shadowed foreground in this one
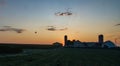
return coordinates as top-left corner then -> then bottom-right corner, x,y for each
0,48 -> 120,66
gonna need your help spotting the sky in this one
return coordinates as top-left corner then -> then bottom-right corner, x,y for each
0,0 -> 120,46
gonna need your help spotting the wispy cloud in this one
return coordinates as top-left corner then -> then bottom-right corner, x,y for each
115,24 -> 120,26
55,12 -> 72,16
55,8 -> 72,16
47,26 -> 57,31
46,26 -> 68,31
59,28 -> 68,31
0,26 -> 26,33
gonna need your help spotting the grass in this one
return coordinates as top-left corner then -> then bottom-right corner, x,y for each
0,48 -> 120,66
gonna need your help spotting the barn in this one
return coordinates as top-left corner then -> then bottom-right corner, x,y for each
102,41 -> 116,48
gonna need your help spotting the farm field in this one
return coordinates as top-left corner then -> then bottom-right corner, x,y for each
0,48 -> 120,66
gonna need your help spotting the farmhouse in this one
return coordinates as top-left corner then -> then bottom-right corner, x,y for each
64,35 -> 116,48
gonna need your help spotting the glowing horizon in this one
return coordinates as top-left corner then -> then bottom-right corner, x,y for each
0,0 -> 120,46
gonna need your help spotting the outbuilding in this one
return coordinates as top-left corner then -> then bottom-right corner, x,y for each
102,41 -> 116,48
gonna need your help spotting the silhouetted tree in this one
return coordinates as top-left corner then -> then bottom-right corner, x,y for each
0,46 -> 23,54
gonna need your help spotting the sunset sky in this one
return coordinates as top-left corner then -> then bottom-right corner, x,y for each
0,0 -> 120,46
